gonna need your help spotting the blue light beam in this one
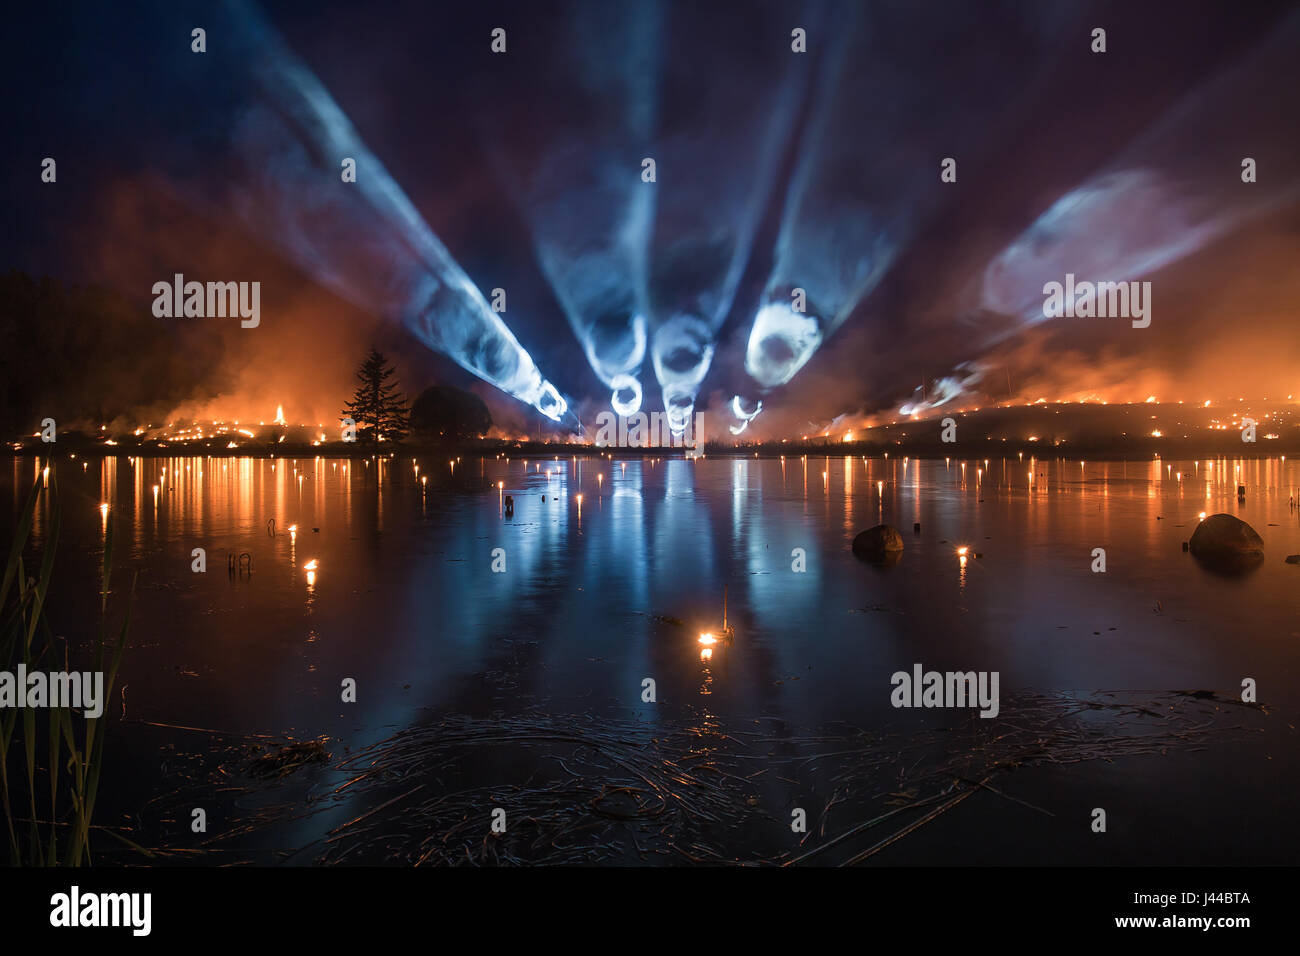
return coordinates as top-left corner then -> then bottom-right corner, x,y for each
981,12 -> 1300,332
731,4 -> 1070,430
487,1 -> 662,419
221,0 -> 570,423
645,1 -> 814,434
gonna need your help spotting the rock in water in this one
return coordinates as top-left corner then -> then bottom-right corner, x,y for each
853,524 -> 905,563
1188,514 -> 1263,569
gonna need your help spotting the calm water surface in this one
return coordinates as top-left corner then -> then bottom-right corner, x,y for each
5,453 -> 1298,864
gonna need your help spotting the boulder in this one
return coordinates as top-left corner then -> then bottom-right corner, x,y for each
853,524 -> 905,563
1188,514 -> 1263,572
1188,514 -> 1263,558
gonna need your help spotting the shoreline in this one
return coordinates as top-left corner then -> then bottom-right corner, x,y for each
7,402 -> 1298,461
5,437 -> 1299,461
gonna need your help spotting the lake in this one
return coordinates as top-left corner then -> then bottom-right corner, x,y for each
4,452 -> 1297,865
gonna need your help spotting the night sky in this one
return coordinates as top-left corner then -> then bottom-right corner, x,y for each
4,0 -> 1299,437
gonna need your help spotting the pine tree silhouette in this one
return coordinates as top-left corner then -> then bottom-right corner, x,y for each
342,348 -> 408,443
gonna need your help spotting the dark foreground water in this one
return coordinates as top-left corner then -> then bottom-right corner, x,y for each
4,453 -> 1298,865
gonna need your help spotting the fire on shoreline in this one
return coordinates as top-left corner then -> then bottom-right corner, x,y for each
9,397 -> 1300,452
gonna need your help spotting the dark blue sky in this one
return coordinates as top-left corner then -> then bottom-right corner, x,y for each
4,0 -> 1299,433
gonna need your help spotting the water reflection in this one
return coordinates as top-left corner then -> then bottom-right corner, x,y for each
2,453 -> 1297,758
